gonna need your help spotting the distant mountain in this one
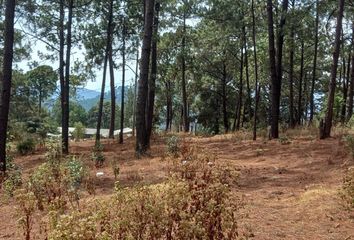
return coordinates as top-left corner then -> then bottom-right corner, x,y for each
77,86 -> 128,111
76,88 -> 101,100
46,87 -> 130,111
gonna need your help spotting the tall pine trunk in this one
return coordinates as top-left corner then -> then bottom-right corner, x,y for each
0,0 -> 16,172
272,0 -> 288,138
289,15 -> 295,128
119,20 -> 126,144
348,23 -> 354,121
146,2 -> 160,145
252,0 -> 260,141
267,0 -> 278,138
298,41 -> 304,125
63,0 -> 74,154
136,0 -> 155,155
222,62 -> 229,133
310,0 -> 319,123
181,11 -> 189,132
109,41 -> 116,139
96,0 -> 114,144
132,47 -> 139,137
320,0 -> 345,139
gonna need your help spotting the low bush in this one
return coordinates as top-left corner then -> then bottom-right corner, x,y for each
48,146 -> 245,239
166,135 -> 180,157
341,167 -> 354,209
72,122 -> 85,141
17,138 -> 36,155
343,135 -> 354,158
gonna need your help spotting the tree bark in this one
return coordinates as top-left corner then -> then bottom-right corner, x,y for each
0,0 -> 16,172
132,47 -> 139,137
135,0 -> 155,155
146,2 -> 160,145
272,0 -> 288,138
109,39 -> 116,139
267,0 -> 278,138
310,0 -> 319,123
119,19 -> 127,144
252,0 -> 260,141
63,0 -> 74,154
320,0 -> 345,139
289,13 -> 295,128
181,10 -> 189,132
348,23 -> 354,121
96,0 -> 114,144
298,41 -> 304,125
221,62 -> 229,133
234,45 -> 244,132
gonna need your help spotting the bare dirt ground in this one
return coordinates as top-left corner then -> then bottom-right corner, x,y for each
1,133 -> 354,239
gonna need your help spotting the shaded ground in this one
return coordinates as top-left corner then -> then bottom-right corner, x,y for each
1,133 -> 354,239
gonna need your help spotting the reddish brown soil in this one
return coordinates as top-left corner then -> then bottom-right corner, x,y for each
1,134 -> 354,239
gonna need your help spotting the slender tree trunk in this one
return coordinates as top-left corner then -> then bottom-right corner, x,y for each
340,51 -> 349,124
267,0 -> 278,138
146,2 -> 160,145
289,15 -> 295,128
222,62 -> 229,133
109,43 -> 116,139
252,0 -> 260,141
298,41 -> 304,125
272,0 -> 288,138
243,27 -> 252,124
348,23 -> 354,121
0,0 -> 16,172
181,11 -> 189,132
310,0 -> 319,123
38,87 -> 42,114
96,0 -> 114,144
119,20 -> 127,144
59,0 -> 65,153
234,46 -> 244,131
136,0 -> 155,155
132,47 -> 139,137
63,0 -> 74,154
320,0 -> 345,139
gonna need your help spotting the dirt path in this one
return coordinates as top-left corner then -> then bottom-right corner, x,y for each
192,136 -> 354,239
0,135 -> 353,239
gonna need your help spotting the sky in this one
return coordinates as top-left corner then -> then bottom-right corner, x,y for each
17,35 -> 137,92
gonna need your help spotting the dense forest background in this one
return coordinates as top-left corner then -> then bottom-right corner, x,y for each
0,0 -> 353,162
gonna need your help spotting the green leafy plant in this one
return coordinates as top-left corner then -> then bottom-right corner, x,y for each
14,189 -> 37,240
343,135 -> 354,158
17,138 -> 36,155
278,136 -> 291,145
48,145 -> 246,239
72,122 -> 85,141
166,135 -> 180,157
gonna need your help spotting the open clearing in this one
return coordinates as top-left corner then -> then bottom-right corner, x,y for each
1,133 -> 354,239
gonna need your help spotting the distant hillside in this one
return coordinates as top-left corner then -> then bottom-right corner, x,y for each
77,86 -> 128,111
45,87 -> 130,111
76,88 -> 101,100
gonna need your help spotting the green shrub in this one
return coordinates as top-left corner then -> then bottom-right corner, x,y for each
2,169 -> 22,197
72,122 -> 85,141
17,138 -> 36,155
343,135 -> 354,158
278,136 -> 291,145
166,135 -> 180,157
48,146 -> 245,239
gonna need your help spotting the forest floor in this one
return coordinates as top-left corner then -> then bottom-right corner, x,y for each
1,129 -> 354,239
